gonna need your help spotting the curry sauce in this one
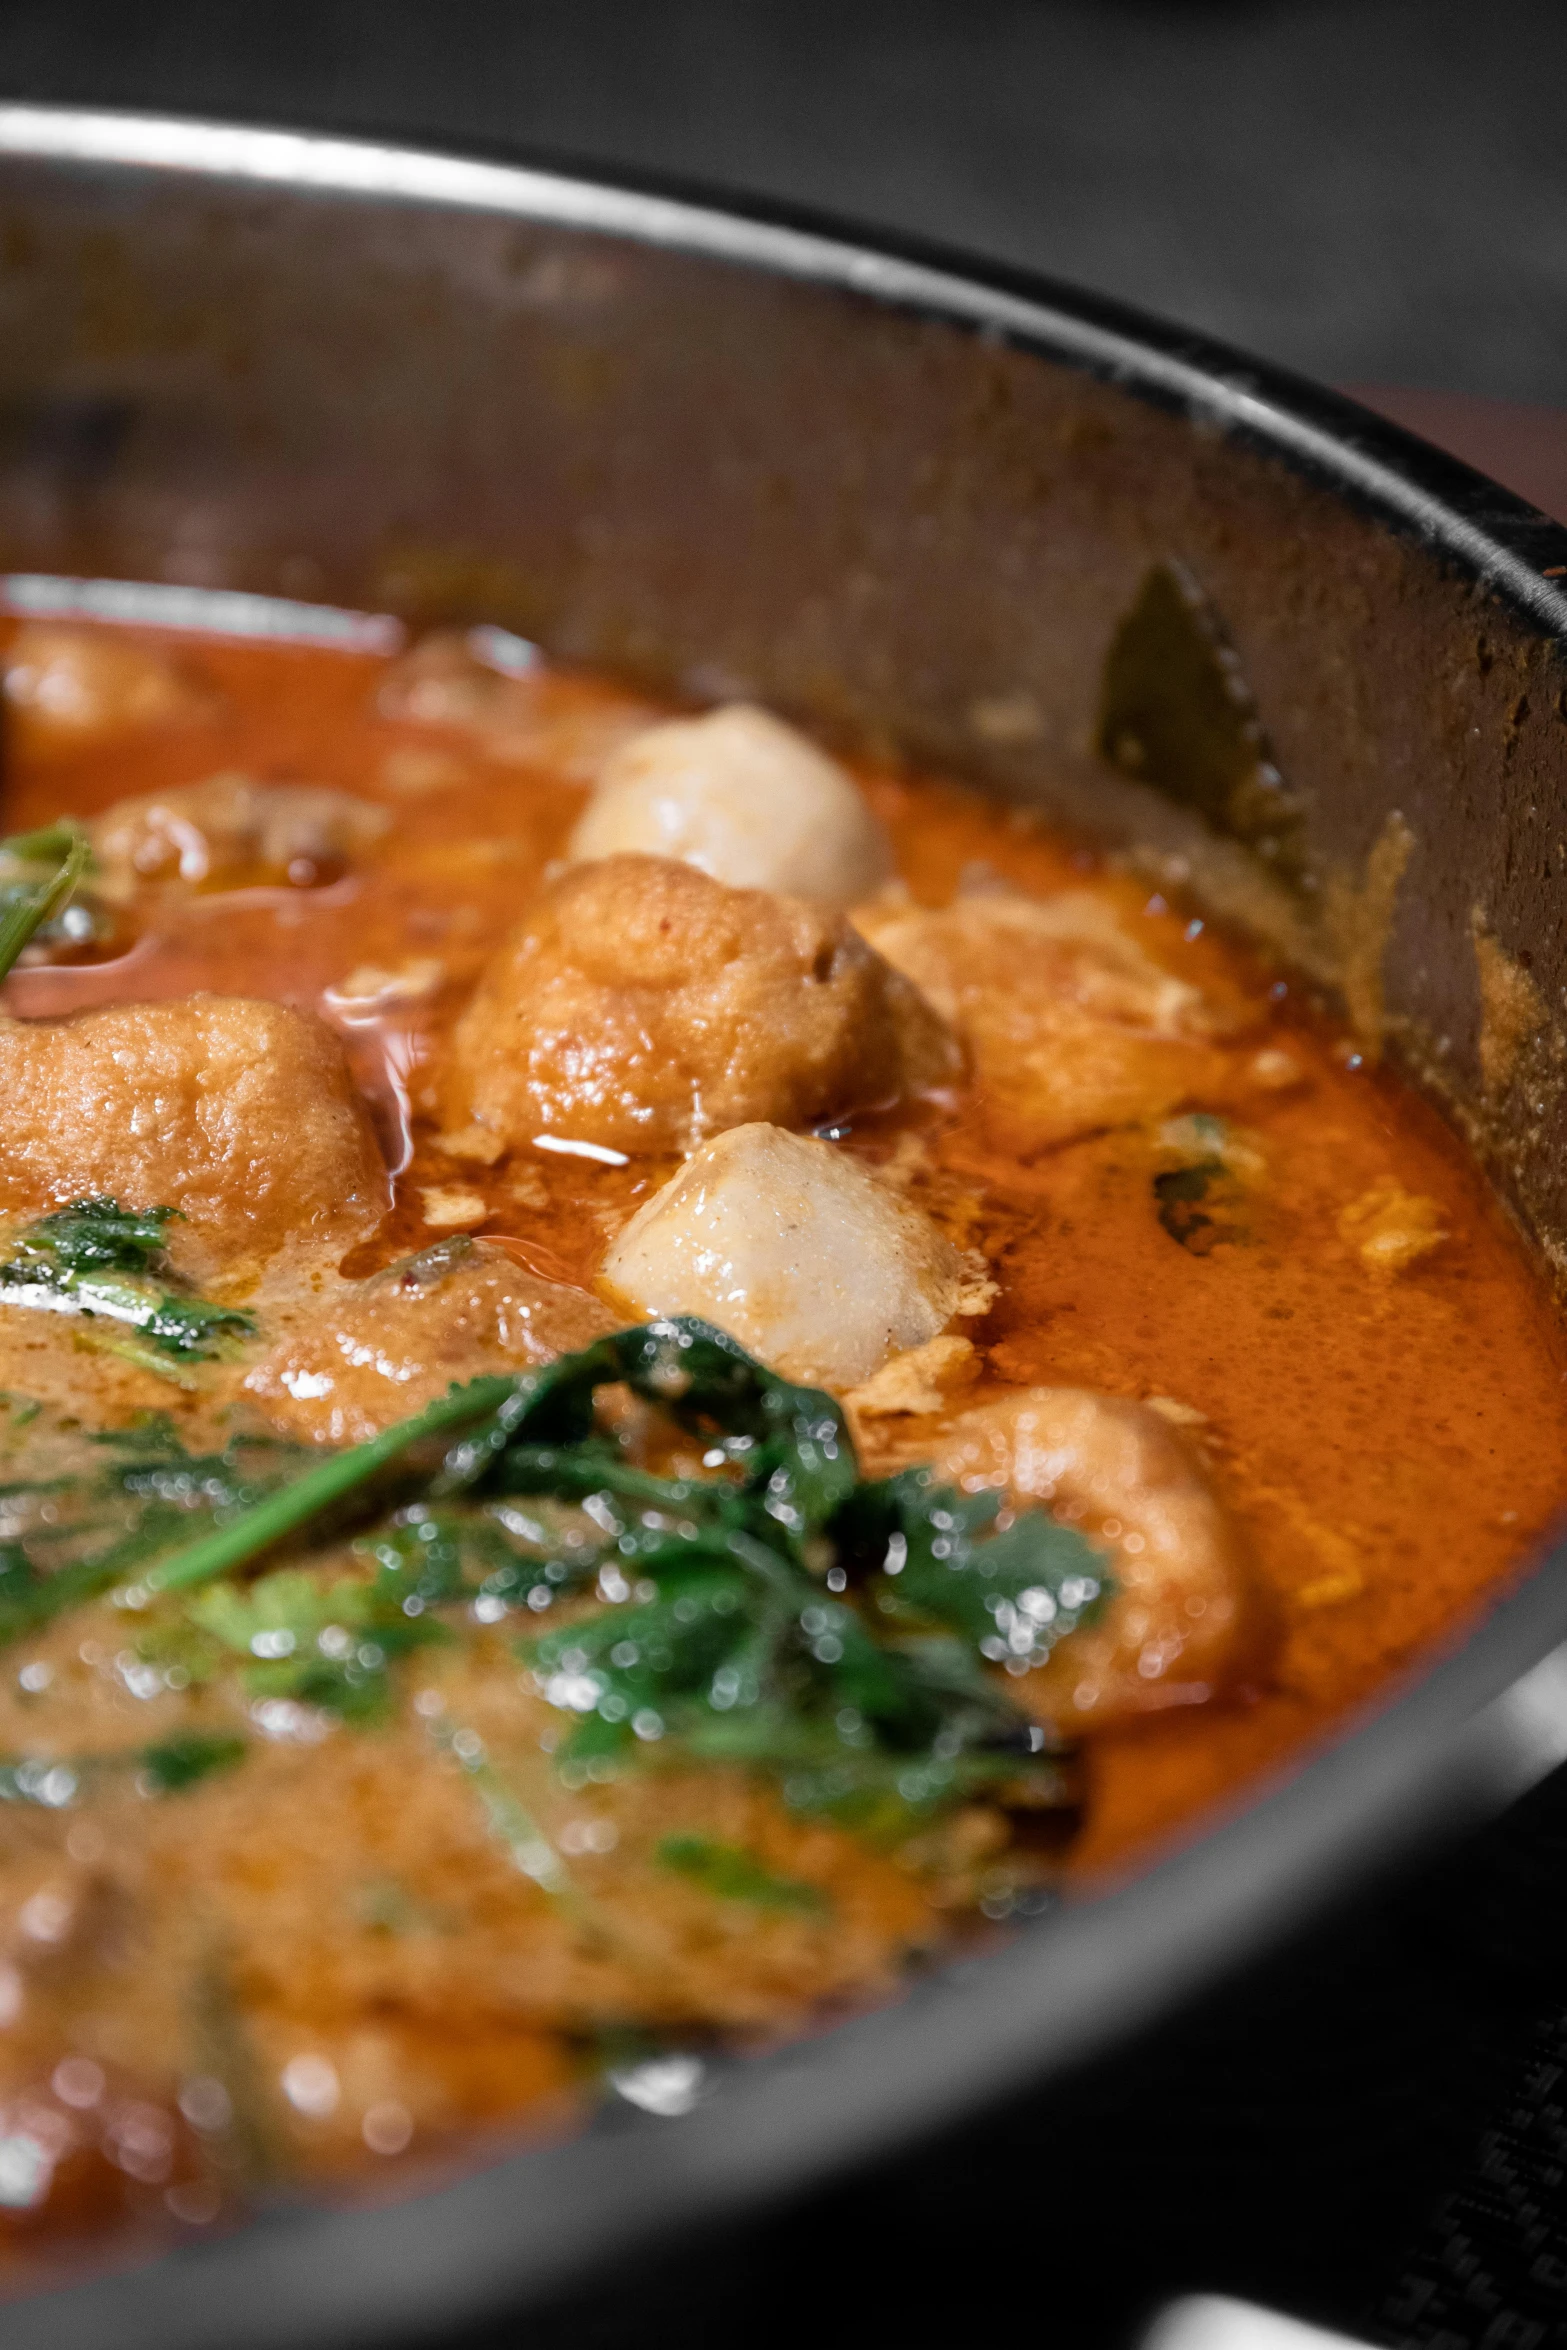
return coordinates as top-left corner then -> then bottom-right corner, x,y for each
0,608 -> 1559,2270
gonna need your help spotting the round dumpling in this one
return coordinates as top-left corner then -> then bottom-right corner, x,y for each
931,1388 -> 1256,1732
567,704 -> 892,905
600,1122 -> 978,1389
444,855 -> 957,1158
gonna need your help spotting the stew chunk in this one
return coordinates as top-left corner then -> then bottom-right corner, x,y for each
446,856 -> 955,1157
0,996 -> 387,1284
601,1122 -> 979,1388
246,1237 -> 615,1444
2,622 -> 212,749
568,705 -> 892,905
93,774 -> 388,892
857,890 -> 1238,1146
931,1389 -> 1256,1732
377,627 -> 656,779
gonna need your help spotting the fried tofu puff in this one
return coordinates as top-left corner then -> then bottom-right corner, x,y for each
92,774 -> 388,894
0,996 -> 388,1288
856,890 -> 1240,1147
2,623 -> 214,750
931,1389 -> 1257,1734
377,627 -> 657,780
445,856 -> 957,1158
601,1122 -> 986,1389
568,705 -> 892,906
246,1237 -> 615,1445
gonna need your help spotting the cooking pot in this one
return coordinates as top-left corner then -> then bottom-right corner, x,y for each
0,102 -> 1564,2349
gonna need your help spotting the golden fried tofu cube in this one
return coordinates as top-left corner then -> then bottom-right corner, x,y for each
0,995 -> 388,1285
444,855 -> 956,1158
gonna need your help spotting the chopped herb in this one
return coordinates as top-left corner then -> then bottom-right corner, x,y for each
0,825 -> 91,984
0,1196 -> 256,1360
485,1321 -> 1091,1829
138,1374 -> 519,1597
0,822 -> 125,963
183,1953 -> 284,2187
0,822 -> 95,869
137,1731 -> 247,1792
24,1198 -> 180,1276
0,1414 -> 311,1645
657,1835 -> 828,1912
0,1728 -> 246,1805
356,1509 -> 473,1607
190,1564 -> 448,1722
834,1466 -> 1107,1662
0,1753 -> 82,1806
1152,1114 -> 1258,1253
1154,1159 -> 1235,1252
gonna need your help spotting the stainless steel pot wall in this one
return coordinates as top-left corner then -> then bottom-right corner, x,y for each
0,106 -> 1565,2350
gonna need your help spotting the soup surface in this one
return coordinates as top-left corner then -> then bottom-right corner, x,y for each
0,606 -> 1560,2268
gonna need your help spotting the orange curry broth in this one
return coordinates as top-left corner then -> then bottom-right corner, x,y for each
4,614 -> 1566,1886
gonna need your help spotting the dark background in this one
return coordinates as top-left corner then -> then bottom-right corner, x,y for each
6,6 -> 1567,2343
3,0 -> 1566,405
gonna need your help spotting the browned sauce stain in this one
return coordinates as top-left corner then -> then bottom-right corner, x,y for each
0,619 -> 1564,2258
1472,909 -> 1550,1096
1323,806 -> 1414,1057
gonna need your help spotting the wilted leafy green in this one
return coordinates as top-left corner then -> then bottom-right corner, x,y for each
137,1730 -> 248,1792
23,1198 -> 179,1277
0,1320 -> 1105,1833
1151,1114 -> 1257,1254
0,1727 -> 245,1805
0,1195 -> 256,1363
834,1466 -> 1107,1660
484,1322 -> 1099,1829
1097,560 -> 1310,885
190,1561 -> 448,1722
656,1835 -> 828,1912
0,822 -> 92,983
0,1410 -> 310,1645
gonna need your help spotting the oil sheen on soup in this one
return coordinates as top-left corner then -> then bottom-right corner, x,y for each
0,608 -> 1557,2266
